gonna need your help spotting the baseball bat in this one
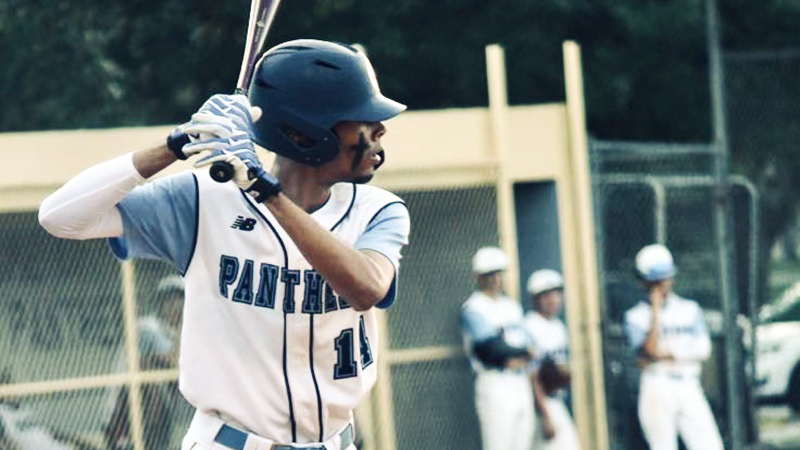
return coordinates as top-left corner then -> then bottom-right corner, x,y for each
208,0 -> 283,182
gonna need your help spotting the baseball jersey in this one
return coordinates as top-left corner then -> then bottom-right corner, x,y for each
524,311 -> 570,367
108,169 -> 410,444
461,292 -> 531,373
624,293 -> 712,378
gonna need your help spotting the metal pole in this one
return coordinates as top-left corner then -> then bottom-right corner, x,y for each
706,0 -> 744,448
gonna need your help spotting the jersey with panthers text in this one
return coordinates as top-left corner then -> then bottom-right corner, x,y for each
624,293 -> 712,378
116,170 -> 408,444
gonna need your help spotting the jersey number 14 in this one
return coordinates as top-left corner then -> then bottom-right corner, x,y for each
333,316 -> 374,379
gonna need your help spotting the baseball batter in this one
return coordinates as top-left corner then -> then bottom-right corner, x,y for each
460,247 -> 535,450
523,269 -> 581,450
39,40 -> 410,450
624,244 -> 724,450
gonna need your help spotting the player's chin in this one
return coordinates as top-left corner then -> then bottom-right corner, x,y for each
352,172 -> 375,185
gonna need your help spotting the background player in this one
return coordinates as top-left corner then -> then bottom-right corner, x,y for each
39,39 -> 410,450
460,246 -> 534,450
104,275 -> 185,450
524,269 -> 581,450
624,244 -> 724,450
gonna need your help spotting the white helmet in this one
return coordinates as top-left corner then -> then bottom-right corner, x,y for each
635,244 -> 676,282
472,247 -> 508,275
156,274 -> 185,295
526,269 -> 564,296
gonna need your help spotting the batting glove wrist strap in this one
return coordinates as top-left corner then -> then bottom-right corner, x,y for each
166,127 -> 191,160
193,140 -> 281,202
246,170 -> 283,202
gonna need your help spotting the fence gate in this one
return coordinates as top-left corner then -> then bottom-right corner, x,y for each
589,138 -> 761,450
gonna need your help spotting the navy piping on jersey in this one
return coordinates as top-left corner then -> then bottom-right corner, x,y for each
329,183 -> 357,232
244,184 -> 349,441
240,190 -> 298,441
366,200 -> 407,229
309,314 -> 325,441
181,174 -> 201,277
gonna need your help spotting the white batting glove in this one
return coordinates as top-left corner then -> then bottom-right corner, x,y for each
194,143 -> 282,202
167,94 -> 262,160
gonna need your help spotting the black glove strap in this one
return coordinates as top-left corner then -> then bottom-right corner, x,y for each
166,129 -> 191,160
246,174 -> 282,203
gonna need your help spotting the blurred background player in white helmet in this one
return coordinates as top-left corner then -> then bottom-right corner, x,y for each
524,269 -> 581,450
104,274 -> 186,450
460,246 -> 534,450
624,244 -> 724,450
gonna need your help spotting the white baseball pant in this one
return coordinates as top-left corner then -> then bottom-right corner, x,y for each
638,372 -> 724,450
474,370 -> 535,450
534,395 -> 581,450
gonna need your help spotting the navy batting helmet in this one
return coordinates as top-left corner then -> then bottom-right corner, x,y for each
248,39 -> 406,166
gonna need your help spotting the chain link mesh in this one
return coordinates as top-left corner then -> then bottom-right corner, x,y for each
725,49 -> 800,448
381,185 -> 497,450
590,132 -> 766,449
0,212 -> 192,450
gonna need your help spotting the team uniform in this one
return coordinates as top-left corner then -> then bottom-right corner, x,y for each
105,166 -> 409,448
40,39 -> 410,450
461,290 -> 535,450
624,293 -> 724,450
524,310 -> 580,450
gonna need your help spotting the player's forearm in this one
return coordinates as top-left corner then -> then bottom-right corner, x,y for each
641,313 -> 662,358
532,375 -> 550,415
132,143 -> 178,179
264,194 -> 394,311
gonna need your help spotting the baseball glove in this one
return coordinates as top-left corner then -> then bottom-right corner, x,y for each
537,357 -> 571,395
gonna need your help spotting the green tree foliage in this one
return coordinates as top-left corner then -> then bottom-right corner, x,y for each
3,0 -> 800,267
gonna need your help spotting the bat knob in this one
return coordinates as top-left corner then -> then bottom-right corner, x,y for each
210,161 -> 235,183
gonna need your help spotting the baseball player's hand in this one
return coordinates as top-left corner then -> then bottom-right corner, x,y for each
648,280 -> 669,308
194,143 -> 282,202
167,94 -> 262,160
541,414 -> 556,440
506,355 -> 530,370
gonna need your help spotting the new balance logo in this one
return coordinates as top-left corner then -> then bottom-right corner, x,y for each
231,216 -> 257,231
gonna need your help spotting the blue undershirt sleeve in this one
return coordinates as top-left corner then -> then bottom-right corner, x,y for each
625,313 -> 648,351
354,202 -> 410,309
107,172 -> 199,275
461,305 -> 498,343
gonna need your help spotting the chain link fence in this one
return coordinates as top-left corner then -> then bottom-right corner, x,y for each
384,184 -> 499,450
0,183 -> 501,450
725,48 -> 800,450
589,139 -> 759,450
0,211 -> 194,450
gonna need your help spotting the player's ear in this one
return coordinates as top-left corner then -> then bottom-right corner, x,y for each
250,106 -> 262,123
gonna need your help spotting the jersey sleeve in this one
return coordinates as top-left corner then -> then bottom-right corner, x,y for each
461,304 -> 498,343
107,172 -> 199,275
354,202 -> 409,268
139,321 -> 173,355
624,307 -> 649,351
354,202 -> 410,309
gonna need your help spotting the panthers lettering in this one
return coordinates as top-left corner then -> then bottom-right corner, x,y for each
218,256 -> 350,314
176,175 -> 405,443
